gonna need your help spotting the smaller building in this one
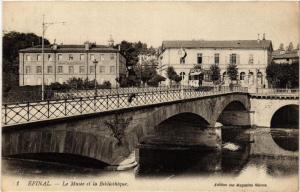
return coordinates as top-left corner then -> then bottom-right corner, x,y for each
19,41 -> 127,87
272,50 -> 299,64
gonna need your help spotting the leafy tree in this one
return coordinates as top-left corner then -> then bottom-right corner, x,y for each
210,64 -> 221,83
266,61 -> 299,88
287,42 -> 294,52
166,66 -> 182,85
3,31 -> 50,92
114,40 -> 158,86
148,74 -> 166,86
278,43 -> 285,50
140,58 -> 159,86
226,64 -> 238,81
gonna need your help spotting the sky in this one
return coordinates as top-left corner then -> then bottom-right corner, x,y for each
3,1 -> 300,49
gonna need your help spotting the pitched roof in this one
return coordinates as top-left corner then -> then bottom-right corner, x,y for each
19,44 -> 118,53
162,40 -> 272,50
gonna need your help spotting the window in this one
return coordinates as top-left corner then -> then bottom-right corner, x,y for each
58,54 -> 62,61
257,72 -> 263,85
110,54 -> 115,60
37,54 -> 41,61
25,66 -> 31,74
179,72 -> 185,81
57,66 -> 63,73
90,66 -> 95,74
230,54 -> 237,64
48,54 -> 52,61
79,66 -> 85,74
69,66 -> 74,74
249,54 -> 254,64
69,54 -> 74,61
100,54 -> 105,61
80,54 -> 85,61
26,55 -> 31,61
99,66 -> 105,73
248,72 -> 254,85
90,54 -> 95,61
36,66 -> 42,74
110,66 -> 116,74
197,53 -> 202,64
47,66 -> 53,73
214,53 -> 220,64
240,72 -> 245,80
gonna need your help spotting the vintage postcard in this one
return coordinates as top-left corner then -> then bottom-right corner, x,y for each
1,1 -> 299,192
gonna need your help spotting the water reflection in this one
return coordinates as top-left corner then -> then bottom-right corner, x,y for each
1,127 -> 298,180
136,127 -> 298,178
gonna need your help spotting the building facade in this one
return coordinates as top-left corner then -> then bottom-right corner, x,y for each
19,42 -> 127,87
158,39 -> 273,90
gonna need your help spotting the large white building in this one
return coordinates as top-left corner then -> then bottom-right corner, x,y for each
158,39 -> 273,90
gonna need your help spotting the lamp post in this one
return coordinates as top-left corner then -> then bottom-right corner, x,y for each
41,15 -> 65,100
93,59 -> 98,96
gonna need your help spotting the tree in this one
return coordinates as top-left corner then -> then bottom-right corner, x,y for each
210,64 -> 221,83
226,64 -> 238,81
166,66 -> 182,85
3,31 -> 50,91
278,43 -> 285,51
114,41 -> 158,87
287,42 -> 294,52
148,74 -> 166,87
266,61 -> 299,88
140,58 -> 159,86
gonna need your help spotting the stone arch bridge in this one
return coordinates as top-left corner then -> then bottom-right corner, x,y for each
2,89 -> 298,166
2,92 -> 251,166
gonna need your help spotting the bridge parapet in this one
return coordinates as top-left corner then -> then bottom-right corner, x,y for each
2,86 -> 247,126
250,89 -> 299,99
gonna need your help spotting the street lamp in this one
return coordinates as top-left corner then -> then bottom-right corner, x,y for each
41,15 -> 66,100
93,59 -> 98,96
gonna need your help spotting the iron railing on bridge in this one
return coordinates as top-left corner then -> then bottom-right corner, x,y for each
2,86 -> 248,126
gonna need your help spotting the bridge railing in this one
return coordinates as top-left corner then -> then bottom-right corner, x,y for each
2,86 -> 247,126
255,88 -> 299,95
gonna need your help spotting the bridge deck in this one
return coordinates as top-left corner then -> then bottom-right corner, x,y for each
2,87 -> 247,126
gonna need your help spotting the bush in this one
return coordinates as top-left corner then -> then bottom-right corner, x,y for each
148,74 -> 166,86
226,64 -> 238,81
98,81 -> 111,89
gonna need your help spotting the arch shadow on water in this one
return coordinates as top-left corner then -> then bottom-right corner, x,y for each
136,111 -> 252,177
270,104 -> 299,152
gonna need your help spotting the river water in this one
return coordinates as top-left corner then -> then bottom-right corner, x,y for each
2,127 -> 298,191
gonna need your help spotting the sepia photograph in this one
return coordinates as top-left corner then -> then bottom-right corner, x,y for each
1,1 -> 299,191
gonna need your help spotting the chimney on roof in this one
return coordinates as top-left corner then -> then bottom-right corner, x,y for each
257,33 -> 260,43
52,39 -> 57,50
108,35 -> 114,47
84,41 -> 90,50
262,33 -> 266,40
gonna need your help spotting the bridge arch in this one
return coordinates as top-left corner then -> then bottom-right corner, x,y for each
270,104 -> 298,152
270,104 -> 299,128
215,100 -> 250,127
